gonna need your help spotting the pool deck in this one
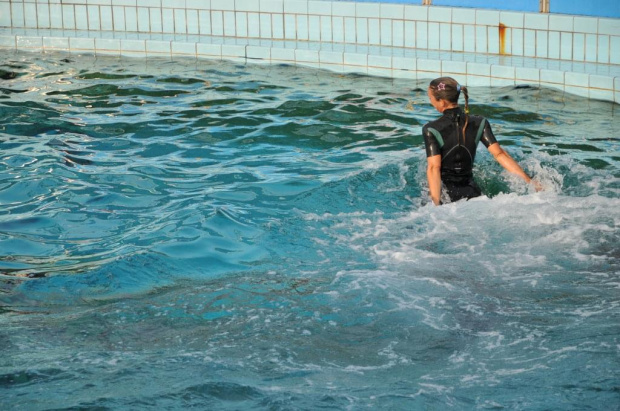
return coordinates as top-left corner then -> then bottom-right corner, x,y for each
0,0 -> 619,104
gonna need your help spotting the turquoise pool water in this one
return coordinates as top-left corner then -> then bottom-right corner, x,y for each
0,51 -> 618,410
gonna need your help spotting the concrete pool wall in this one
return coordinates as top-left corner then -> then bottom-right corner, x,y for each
0,0 -> 619,103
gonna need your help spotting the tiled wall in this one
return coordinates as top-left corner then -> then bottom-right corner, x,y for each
1,0 -> 619,103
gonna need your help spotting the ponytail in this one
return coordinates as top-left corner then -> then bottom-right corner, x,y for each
461,85 -> 469,140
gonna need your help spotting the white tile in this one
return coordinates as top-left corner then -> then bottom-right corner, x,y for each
161,0 -> 186,9
296,14 -> 308,41
10,2 -> 24,27
283,14 -> 296,40
428,6 -> 451,23
236,0 -> 259,13
500,11 -> 524,28
136,7 -> 149,31
563,85 -> 587,98
523,29 -> 535,57
261,0 -> 283,13
24,3 -> 38,28
320,50 -> 343,64
541,69 -> 564,85
381,18 -> 392,46
381,3 -> 403,19
248,13 -> 260,37
332,17 -> 344,43
172,41 -> 196,56
138,0 -> 161,6
70,37 -> 96,51
392,56 -> 415,71
197,43 -> 222,58
468,62 -> 491,76
198,10 -> 212,36
585,34 -> 597,62
572,33 -> 585,61
466,75 -> 491,87
247,45 -> 270,59
50,4 -> 63,29
451,7 -> 475,25
173,8 -> 187,34
308,15 -> 320,41
416,21 -> 428,49
99,6 -> 113,30
344,52 -> 367,68
589,88 -> 614,102
404,4 -> 427,21
599,18 -> 620,36
501,27 -> 512,55
524,13 -> 548,30
272,13 -> 284,39
211,0 -> 232,10
332,1 -> 354,17
491,77 -> 515,87
417,58 -> 441,73
222,44 -> 246,57
37,4 -> 51,28
393,20 -> 404,47
112,6 -> 125,31
536,30 -> 547,58
63,5 -> 76,29
187,9 -> 199,34
95,37 -> 121,56
476,9 -> 499,26
368,54 -> 391,68
308,0 -> 329,15
439,22 -> 451,51
475,25 -> 487,53
463,25 -> 475,53
87,6 -> 101,30
560,33 -> 573,60
442,60 -> 467,75
488,25 -> 499,54
427,22 -> 439,49
321,15 -> 332,42
76,5 -> 92,30
549,15 -> 573,32
125,6 -> 138,31
260,13 -> 272,38
0,35 -> 15,48
295,48 -> 319,63
211,10 -> 223,35
515,67 -> 540,83
611,36 -> 620,64
392,69 -> 416,80
151,7 -> 163,32
597,35 -> 610,63
43,36 -> 70,50
450,23 -> 463,52
16,35 -> 41,50
368,18 -> 380,45
404,21 -> 415,48
284,0 -> 307,14
186,0 -> 208,9
368,67 -> 392,78
356,17 -> 368,44
356,2 -> 379,19
573,16 -> 598,34
146,39 -> 171,55
271,47 -> 295,62
121,39 -> 146,54
345,17 -> 356,43
491,64 -> 515,79
589,74 -> 613,90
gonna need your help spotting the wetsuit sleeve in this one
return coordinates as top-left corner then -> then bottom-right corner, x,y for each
479,119 -> 498,148
423,125 -> 441,157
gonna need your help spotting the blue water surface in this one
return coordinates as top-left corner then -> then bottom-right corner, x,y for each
0,52 -> 619,410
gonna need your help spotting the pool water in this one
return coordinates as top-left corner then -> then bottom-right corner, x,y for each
0,51 -> 618,410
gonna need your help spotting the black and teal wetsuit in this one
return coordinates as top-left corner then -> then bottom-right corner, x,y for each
423,107 -> 498,202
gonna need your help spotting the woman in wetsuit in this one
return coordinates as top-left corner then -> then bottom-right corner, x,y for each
423,77 -> 537,205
